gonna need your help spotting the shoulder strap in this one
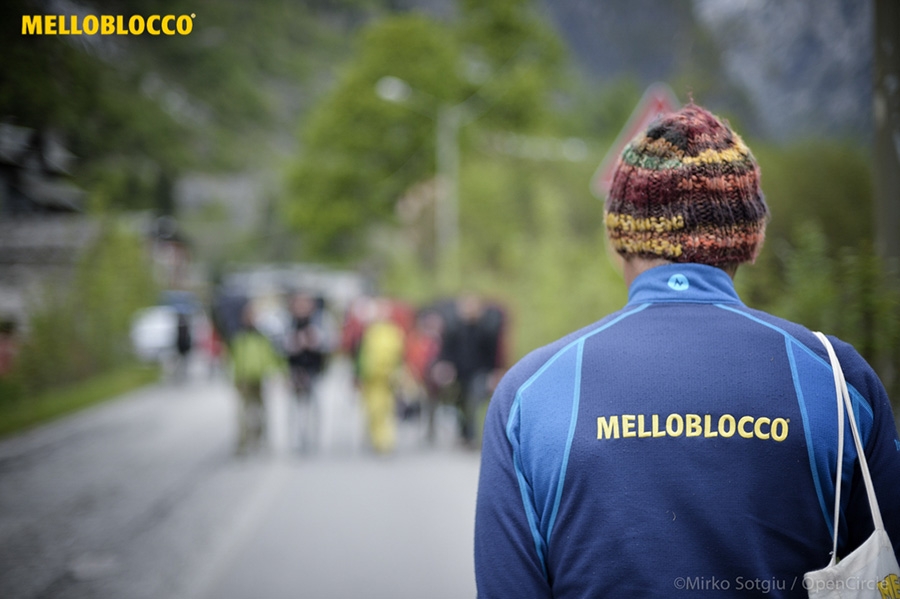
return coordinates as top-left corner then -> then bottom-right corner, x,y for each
813,332 -> 885,567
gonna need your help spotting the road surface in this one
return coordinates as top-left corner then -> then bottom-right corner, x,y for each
0,357 -> 480,599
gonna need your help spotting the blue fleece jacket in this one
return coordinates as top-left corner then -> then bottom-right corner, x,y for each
475,263 -> 900,598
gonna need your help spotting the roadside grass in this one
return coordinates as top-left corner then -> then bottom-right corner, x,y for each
0,364 -> 160,439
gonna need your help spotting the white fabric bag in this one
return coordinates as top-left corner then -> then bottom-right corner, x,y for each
803,332 -> 900,598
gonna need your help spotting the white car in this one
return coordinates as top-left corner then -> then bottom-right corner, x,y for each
130,305 -> 179,362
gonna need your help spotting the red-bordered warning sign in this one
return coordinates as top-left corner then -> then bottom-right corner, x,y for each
590,82 -> 680,199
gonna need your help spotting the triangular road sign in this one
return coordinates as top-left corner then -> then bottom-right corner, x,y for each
590,82 -> 681,199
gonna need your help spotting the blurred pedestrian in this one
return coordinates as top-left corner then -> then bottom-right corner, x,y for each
201,322 -> 224,379
340,296 -> 375,387
357,299 -> 405,454
475,104 -> 900,597
434,294 -> 504,446
229,302 -> 284,455
284,291 -> 332,452
173,312 -> 193,382
401,309 -> 444,441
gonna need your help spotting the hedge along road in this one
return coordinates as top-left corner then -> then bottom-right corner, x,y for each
0,356 -> 479,599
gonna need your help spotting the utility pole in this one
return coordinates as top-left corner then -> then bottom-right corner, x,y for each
874,0 -> 900,424
874,0 -> 900,264
376,76 -> 464,290
435,104 -> 461,289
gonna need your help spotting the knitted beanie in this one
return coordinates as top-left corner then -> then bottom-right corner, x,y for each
604,103 -> 768,266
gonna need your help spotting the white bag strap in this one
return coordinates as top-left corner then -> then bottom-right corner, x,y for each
814,332 -> 885,567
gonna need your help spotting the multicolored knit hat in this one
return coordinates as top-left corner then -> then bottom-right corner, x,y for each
604,104 -> 768,266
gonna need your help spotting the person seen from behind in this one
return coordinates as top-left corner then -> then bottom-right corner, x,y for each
474,103 -> 900,597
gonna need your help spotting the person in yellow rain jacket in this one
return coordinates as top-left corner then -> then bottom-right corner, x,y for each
229,303 -> 284,455
357,301 -> 405,454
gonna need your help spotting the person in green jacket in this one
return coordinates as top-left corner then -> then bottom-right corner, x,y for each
230,302 -> 284,455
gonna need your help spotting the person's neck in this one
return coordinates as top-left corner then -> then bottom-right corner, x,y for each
622,258 -> 671,287
622,258 -> 737,288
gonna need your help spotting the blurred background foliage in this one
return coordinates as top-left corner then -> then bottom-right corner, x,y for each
4,224 -> 158,403
1,0 -> 898,404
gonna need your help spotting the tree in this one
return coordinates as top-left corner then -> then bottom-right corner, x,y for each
874,0 -> 900,265
456,0 -> 565,131
287,14 -> 466,258
2,0 -> 369,212
285,0 -> 565,261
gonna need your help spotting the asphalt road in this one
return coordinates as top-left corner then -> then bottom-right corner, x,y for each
0,357 -> 480,599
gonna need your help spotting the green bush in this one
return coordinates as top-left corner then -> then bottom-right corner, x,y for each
738,222 -> 900,406
0,375 -> 23,406
11,220 -> 158,400
733,140 -> 900,405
